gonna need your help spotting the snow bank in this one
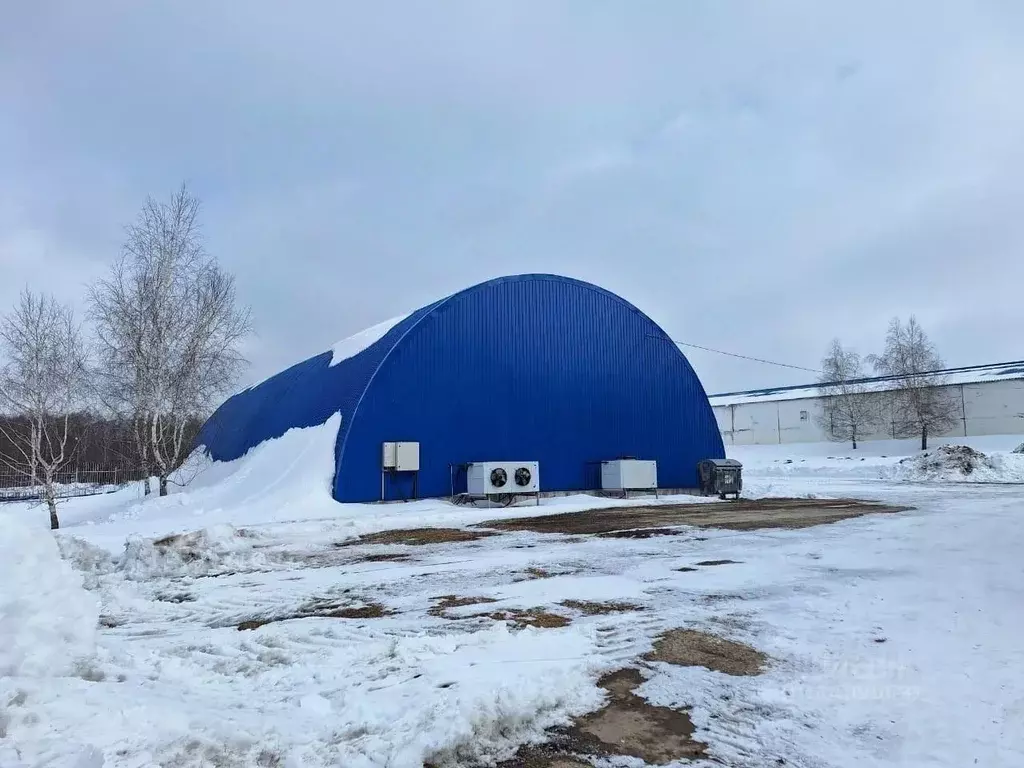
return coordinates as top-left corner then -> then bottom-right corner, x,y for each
61,414 -> 342,547
734,438 -> 1024,484
56,524 -> 269,592
329,313 -> 409,367
731,434 -> 1024,464
55,535 -> 119,589
121,524 -> 268,580
0,513 -> 98,678
882,445 -> 1024,483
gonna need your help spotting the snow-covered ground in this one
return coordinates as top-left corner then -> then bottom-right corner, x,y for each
730,434 -> 1024,483
2,425 -> 1023,767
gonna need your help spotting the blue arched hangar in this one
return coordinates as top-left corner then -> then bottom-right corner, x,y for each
198,274 -> 725,502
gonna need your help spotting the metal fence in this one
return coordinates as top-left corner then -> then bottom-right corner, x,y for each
0,465 -> 150,503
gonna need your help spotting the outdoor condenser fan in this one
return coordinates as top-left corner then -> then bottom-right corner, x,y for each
514,466 -> 532,487
489,467 -> 508,488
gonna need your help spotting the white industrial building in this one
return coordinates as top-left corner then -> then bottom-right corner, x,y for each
710,361 -> 1024,446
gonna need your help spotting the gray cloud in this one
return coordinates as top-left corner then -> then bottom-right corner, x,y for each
2,1 -> 1022,394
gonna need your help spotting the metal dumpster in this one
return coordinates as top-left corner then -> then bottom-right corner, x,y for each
698,458 -> 743,499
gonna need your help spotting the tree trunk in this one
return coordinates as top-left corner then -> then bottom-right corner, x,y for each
852,436 -> 858,450
47,496 -> 59,530
144,476 -> 152,495
159,474 -> 169,496
921,424 -> 928,451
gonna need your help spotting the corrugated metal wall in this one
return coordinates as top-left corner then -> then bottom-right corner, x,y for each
714,378 -> 1024,446
199,274 -> 724,502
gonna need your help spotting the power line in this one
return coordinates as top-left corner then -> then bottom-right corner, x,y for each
662,337 -> 822,374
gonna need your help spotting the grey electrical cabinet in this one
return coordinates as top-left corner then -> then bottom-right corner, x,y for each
698,458 -> 742,499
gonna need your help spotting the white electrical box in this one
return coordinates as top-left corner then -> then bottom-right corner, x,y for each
601,459 -> 657,491
382,441 -> 420,471
467,461 -> 540,495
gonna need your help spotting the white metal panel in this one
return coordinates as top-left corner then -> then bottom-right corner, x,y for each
394,441 -> 420,471
466,463 -> 487,494
381,442 -> 397,469
776,397 -> 825,444
729,400 -> 780,445
713,378 -> 1024,446
962,380 -> 1024,436
601,459 -> 657,490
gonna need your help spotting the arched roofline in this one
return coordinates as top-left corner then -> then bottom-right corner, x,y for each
335,273 -> 690,468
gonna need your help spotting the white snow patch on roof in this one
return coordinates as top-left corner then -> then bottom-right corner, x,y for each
329,313 -> 409,367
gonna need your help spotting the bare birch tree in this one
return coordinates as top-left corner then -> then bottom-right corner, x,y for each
0,290 -> 90,528
815,339 -> 879,450
90,184 -> 251,496
867,316 -> 958,450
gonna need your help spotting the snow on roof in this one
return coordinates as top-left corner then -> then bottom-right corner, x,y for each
709,360 -> 1024,407
329,313 -> 410,367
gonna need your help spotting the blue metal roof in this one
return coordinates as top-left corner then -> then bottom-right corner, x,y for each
198,274 -> 724,502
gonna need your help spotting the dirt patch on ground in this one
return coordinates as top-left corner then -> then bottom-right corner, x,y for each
237,597 -> 391,630
480,497 -> 909,535
695,559 -> 740,566
560,600 -> 643,616
512,566 -> 555,582
353,552 -> 414,563
493,753 -> 593,768
155,592 -> 197,603
337,528 -> 497,547
675,566 -> 699,573
497,668 -> 706,766
430,596 -> 574,630
596,527 -> 686,539
428,594 -> 499,618
644,628 -> 767,676
479,608 -> 572,629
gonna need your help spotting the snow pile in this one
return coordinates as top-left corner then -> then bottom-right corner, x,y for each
69,414 -> 342,544
0,512 -> 98,678
121,524 -> 268,580
733,438 -> 1024,484
882,444 -> 1024,483
1014,442 -> 1024,454
55,535 -> 119,588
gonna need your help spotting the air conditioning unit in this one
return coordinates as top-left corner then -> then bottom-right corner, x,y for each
466,461 -> 540,495
601,459 -> 657,492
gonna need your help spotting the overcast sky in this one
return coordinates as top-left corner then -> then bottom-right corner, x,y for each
3,1 -> 1022,394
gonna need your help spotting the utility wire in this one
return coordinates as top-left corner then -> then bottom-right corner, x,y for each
654,336 -> 822,374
